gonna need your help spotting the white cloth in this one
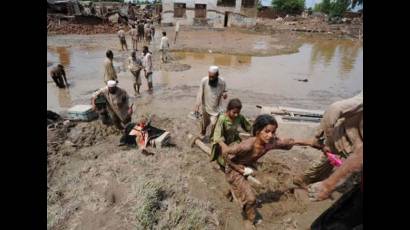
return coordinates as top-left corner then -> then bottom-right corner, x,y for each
243,167 -> 253,176
143,52 -> 153,73
160,36 -> 169,50
117,30 -> 125,38
107,80 -> 117,87
175,21 -> 180,32
209,65 -> 219,73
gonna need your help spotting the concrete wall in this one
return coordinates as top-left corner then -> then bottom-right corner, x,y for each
228,12 -> 256,27
162,0 -> 256,27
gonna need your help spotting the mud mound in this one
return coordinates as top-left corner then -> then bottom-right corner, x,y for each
67,121 -> 121,148
254,159 -> 308,223
48,19 -> 119,35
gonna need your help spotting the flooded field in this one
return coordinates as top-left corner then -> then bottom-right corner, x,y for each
47,35 -> 362,115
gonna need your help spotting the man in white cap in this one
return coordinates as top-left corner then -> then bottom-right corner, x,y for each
92,80 -> 133,130
195,65 -> 227,139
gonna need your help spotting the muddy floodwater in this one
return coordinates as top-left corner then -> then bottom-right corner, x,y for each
47,35 -> 362,115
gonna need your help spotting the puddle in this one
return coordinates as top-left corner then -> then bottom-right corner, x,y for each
47,38 -> 362,113
253,40 -> 268,50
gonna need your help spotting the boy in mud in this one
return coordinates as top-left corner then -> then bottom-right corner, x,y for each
221,114 -> 312,227
49,64 -> 68,88
91,80 -> 133,130
194,65 -> 227,141
211,98 -> 252,169
128,51 -> 143,95
103,50 -> 118,83
121,115 -> 173,154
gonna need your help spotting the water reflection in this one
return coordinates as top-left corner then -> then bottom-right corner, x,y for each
309,39 -> 361,77
310,40 -> 337,67
174,52 -> 252,68
55,47 -> 71,67
58,88 -> 72,108
338,44 -> 361,77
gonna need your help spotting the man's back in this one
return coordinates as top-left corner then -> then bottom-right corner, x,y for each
138,23 -> 144,32
160,36 -> 169,49
50,66 -> 62,76
104,58 -> 117,81
130,28 -> 138,38
143,53 -> 153,72
118,30 -> 125,38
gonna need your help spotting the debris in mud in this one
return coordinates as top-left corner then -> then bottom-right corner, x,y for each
66,121 -> 121,148
294,78 -> 309,82
159,63 -> 191,72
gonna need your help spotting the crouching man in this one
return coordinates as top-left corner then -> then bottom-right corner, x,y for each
91,80 -> 133,130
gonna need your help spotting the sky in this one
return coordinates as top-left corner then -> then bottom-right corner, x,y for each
261,0 -> 363,11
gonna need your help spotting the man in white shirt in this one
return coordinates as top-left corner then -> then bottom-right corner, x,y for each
142,46 -> 153,91
195,66 -> 228,139
159,31 -> 170,63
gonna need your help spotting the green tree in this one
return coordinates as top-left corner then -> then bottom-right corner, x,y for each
271,0 -> 305,15
332,0 -> 350,17
314,0 -> 363,16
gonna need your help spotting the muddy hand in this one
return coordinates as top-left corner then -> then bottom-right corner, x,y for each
307,181 -> 331,201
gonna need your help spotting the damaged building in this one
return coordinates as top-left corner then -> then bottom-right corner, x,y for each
161,0 -> 257,28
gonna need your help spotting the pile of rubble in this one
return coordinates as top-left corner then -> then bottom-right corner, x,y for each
256,13 -> 363,39
47,15 -> 120,34
47,1 -> 161,35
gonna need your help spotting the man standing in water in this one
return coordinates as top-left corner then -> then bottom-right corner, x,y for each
103,50 -> 118,84
129,24 -> 139,51
195,65 -> 227,140
117,27 -> 128,51
128,50 -> 143,95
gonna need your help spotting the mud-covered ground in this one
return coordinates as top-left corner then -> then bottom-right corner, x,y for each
47,27 -> 361,229
47,109 -> 339,230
